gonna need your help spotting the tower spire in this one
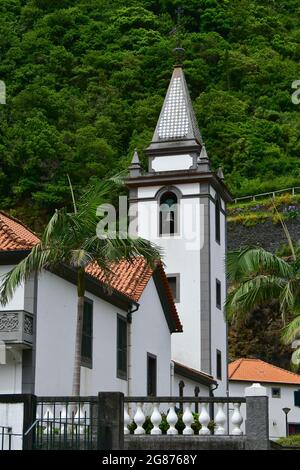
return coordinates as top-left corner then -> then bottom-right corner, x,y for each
129,149 -> 142,177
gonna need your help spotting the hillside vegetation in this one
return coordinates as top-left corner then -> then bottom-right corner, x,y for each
0,0 -> 300,227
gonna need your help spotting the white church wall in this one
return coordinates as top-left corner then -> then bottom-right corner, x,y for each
136,191 -> 202,371
209,193 -> 228,396
35,270 -> 127,396
131,278 -> 172,396
0,265 -> 24,311
0,349 -> 22,394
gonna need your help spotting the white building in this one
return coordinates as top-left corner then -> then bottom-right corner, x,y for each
0,65 -> 230,398
0,210 -> 217,397
127,65 -> 232,396
229,358 -> 300,439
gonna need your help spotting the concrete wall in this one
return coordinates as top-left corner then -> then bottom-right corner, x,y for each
229,380 -> 300,439
228,218 -> 300,253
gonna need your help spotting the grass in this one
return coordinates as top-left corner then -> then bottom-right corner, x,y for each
228,193 -> 300,226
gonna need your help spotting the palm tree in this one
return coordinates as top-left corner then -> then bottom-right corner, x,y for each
0,180 -> 162,395
226,244 -> 300,368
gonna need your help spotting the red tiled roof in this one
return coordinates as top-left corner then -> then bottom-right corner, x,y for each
0,211 -> 39,251
0,212 -> 182,331
86,258 -> 182,332
86,257 -> 153,303
173,361 -> 216,385
229,358 -> 300,385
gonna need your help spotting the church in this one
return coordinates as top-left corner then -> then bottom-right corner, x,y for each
0,65 -> 231,398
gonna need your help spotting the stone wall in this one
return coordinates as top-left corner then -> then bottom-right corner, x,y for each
228,218 -> 300,252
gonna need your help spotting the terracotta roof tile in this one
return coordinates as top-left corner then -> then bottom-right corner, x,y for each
0,211 -> 39,251
86,258 -> 182,332
229,358 -> 300,385
86,257 -> 153,303
0,212 -> 182,332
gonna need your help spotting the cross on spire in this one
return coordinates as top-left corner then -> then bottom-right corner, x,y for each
170,7 -> 185,66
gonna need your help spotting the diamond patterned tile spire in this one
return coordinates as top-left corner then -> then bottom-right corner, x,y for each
147,66 -> 203,155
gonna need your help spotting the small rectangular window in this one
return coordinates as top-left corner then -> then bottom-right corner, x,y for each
216,279 -> 221,310
216,350 -> 222,380
81,298 -> 93,367
167,274 -> 180,303
117,315 -> 127,380
295,390 -> 300,406
147,353 -> 157,396
215,198 -> 221,244
272,387 -> 281,398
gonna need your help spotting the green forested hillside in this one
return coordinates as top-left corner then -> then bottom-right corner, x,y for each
1,0 -> 300,228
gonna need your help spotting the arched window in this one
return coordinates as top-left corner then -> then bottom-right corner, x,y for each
159,191 -> 178,235
215,195 -> 221,244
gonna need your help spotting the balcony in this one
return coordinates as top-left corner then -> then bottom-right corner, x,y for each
0,310 -> 33,348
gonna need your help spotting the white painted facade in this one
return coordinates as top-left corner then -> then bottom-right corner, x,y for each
230,380 -> 300,439
133,182 -> 227,396
128,66 -> 230,397
0,268 -> 174,397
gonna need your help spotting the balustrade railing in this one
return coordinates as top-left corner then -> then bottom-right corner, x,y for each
34,396 -> 98,449
124,397 -> 245,437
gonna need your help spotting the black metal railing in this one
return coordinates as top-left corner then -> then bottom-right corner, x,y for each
34,396 -> 98,450
0,426 -> 12,450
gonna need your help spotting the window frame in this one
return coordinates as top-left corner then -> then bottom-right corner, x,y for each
147,353 -> 157,397
271,387 -> 281,399
216,349 -> 222,380
216,279 -> 222,310
81,297 -> 93,369
117,314 -> 128,380
157,188 -> 181,237
166,273 -> 180,303
215,195 -> 221,245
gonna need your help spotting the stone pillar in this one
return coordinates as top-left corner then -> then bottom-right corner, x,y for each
245,383 -> 269,450
97,392 -> 124,450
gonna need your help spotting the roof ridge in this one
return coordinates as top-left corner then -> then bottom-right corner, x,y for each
229,358 -> 243,378
0,211 -> 38,238
0,217 -> 37,248
255,358 -> 300,379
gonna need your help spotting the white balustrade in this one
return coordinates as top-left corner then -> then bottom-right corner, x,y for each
43,406 -> 53,434
134,403 -> 145,435
124,404 -> 130,435
199,403 -> 210,435
166,405 -> 178,435
215,403 -> 226,435
182,403 -> 194,435
59,405 -> 68,434
124,399 -> 247,438
150,403 -> 162,435
231,403 -> 243,435
74,406 -> 85,434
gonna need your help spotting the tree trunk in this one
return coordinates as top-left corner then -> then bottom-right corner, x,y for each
72,268 -> 85,396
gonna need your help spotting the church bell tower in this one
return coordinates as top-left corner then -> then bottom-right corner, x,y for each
126,65 -> 232,394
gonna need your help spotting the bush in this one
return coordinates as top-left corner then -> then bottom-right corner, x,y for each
276,435 -> 300,447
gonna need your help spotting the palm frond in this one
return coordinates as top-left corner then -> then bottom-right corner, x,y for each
227,246 -> 292,283
291,347 -> 300,371
282,315 -> 300,344
0,244 -> 54,305
226,275 -> 286,325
